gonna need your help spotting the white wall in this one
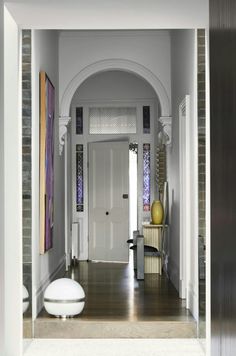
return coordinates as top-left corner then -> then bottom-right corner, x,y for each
2,6 -> 22,356
6,0 -> 208,30
169,29 -> 198,319
59,30 -> 171,113
32,29 -> 65,316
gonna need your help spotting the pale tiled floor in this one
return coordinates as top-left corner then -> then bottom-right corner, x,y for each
24,339 -> 205,356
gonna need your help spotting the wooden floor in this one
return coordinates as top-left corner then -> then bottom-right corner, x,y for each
65,261 -> 192,321
34,261 -> 197,338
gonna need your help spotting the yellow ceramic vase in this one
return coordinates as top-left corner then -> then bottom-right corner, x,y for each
151,200 -> 163,224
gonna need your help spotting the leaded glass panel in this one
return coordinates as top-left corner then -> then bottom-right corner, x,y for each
143,143 -> 151,211
89,107 -> 137,134
143,106 -> 150,134
76,144 -> 84,212
76,107 -> 83,135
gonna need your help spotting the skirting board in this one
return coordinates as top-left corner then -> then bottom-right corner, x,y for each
35,255 -> 66,315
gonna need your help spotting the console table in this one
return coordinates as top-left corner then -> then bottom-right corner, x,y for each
142,223 -> 168,275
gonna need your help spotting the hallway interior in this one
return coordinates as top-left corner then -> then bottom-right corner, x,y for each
19,26 -> 206,344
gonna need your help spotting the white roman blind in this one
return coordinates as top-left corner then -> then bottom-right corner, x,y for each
89,107 -> 137,134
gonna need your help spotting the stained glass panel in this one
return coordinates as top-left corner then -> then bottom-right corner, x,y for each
143,106 -> 150,134
76,107 -> 83,135
76,144 -> 84,212
143,143 -> 151,211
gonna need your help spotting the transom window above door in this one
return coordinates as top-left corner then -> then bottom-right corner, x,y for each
89,107 -> 137,134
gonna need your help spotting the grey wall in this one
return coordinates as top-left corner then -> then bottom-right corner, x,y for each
72,70 -> 158,103
32,30 -> 65,315
169,30 -> 196,298
210,1 -> 236,355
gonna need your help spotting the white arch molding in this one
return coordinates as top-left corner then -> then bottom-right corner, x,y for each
59,59 -> 172,154
60,58 -> 171,117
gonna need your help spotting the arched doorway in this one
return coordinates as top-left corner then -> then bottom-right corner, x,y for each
68,69 -> 160,262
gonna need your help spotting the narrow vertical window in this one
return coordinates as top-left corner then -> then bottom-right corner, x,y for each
76,107 -> 83,134
76,144 -> 84,212
143,143 -> 151,211
143,106 -> 150,134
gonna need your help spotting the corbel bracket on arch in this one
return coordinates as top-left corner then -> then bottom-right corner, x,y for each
159,116 -> 172,146
59,116 -> 71,155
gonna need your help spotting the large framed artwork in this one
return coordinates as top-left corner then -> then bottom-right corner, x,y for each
40,71 -> 55,254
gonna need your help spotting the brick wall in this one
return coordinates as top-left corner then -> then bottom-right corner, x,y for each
198,29 -> 206,280
22,30 -> 32,293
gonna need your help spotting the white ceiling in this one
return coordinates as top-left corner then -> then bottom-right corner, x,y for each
5,0 -> 208,29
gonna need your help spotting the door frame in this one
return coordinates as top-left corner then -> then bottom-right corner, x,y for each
1,4 -> 210,356
71,99 -> 156,261
179,95 -> 191,307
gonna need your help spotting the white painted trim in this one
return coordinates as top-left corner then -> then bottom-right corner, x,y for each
64,133 -> 70,269
178,31 -> 199,323
59,30 -> 171,39
179,95 -> 191,307
0,4 -> 4,354
31,29 -> 37,322
1,6 -> 210,356
193,29 -> 199,323
159,116 -> 172,145
3,7 -> 22,356
60,59 -> 171,118
59,116 -> 71,155
35,255 -> 66,316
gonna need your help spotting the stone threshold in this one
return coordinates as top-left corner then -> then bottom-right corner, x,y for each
33,319 -> 197,339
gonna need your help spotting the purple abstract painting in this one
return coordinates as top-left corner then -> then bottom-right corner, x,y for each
40,72 -> 55,254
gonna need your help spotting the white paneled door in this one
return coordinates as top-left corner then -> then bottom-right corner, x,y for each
89,141 -> 129,262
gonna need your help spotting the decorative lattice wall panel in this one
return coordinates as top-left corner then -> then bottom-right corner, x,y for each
156,145 -> 166,198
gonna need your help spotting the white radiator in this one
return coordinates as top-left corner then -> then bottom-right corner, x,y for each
72,222 -> 79,259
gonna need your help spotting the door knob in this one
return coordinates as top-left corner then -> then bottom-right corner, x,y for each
106,211 -> 109,215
